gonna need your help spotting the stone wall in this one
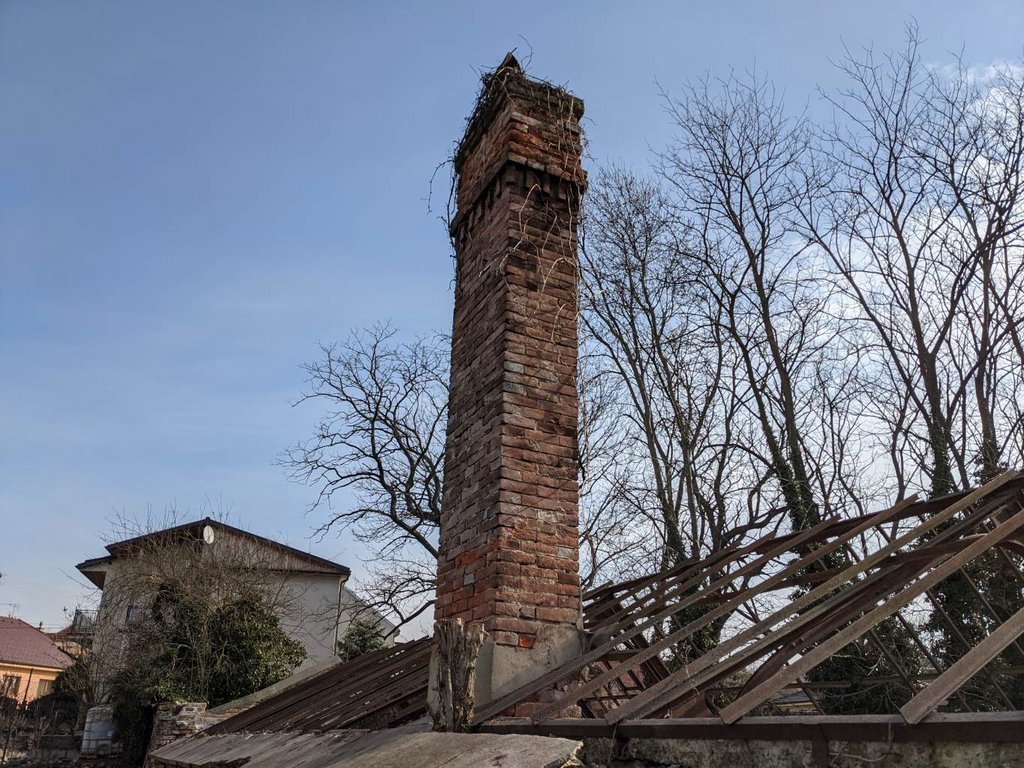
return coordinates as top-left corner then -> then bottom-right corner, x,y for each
143,702 -> 226,767
579,736 -> 1024,768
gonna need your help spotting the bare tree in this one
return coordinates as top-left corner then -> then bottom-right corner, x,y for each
660,72 -> 872,539
286,324 -> 652,623
283,325 -> 446,630
576,335 -> 658,589
284,34 -> 1024,674
923,54 -> 1024,482
802,26 -> 1024,496
579,167 -> 782,571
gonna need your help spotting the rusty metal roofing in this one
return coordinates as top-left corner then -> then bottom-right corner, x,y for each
208,638 -> 432,734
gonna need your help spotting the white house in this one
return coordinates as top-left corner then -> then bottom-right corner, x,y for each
76,517 -> 394,688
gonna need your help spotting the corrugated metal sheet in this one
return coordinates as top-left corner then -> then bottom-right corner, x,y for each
208,638 -> 431,734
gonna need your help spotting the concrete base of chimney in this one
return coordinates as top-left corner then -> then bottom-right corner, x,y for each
428,625 -> 583,723
478,625 -> 583,706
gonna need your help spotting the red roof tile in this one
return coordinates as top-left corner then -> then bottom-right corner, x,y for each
0,617 -> 73,671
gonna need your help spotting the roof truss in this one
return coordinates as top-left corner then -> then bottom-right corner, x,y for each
477,470 -> 1024,727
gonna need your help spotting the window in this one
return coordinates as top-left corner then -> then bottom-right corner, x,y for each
36,679 -> 55,697
1,675 -> 21,698
125,605 -> 145,625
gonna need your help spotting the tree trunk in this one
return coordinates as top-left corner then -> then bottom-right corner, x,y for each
431,618 -> 486,732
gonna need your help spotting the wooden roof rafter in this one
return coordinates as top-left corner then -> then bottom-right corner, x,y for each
479,469 -> 1024,728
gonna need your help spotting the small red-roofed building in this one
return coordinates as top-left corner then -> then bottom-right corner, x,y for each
0,616 -> 73,703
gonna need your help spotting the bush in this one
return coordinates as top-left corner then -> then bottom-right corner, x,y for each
337,618 -> 388,662
109,585 -> 305,766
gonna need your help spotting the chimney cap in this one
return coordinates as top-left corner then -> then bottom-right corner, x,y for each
454,52 -> 583,177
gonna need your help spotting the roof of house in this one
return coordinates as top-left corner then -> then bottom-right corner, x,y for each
75,517 -> 350,588
0,617 -> 74,671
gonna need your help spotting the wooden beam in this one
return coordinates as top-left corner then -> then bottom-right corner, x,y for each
901,604 -> 1024,724
471,535 -> 761,724
529,498 -> 919,723
719,498 -> 1024,724
606,474 -> 1018,723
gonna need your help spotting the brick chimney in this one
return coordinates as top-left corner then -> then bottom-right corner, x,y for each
433,54 -> 586,707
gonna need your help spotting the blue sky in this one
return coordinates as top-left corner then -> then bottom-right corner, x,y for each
2,0 -> 1022,630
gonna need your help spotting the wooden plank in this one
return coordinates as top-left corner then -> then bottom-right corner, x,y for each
251,648 -> 428,730
210,639 -> 432,734
718,499 -> 1024,724
605,523 -> 940,722
305,652 -> 431,728
300,648 -> 432,729
753,479 -> 1022,555
732,562 -> 924,697
477,513 -> 844,724
586,536 -> 769,632
646,562 -> 926,720
900,604 -> 1024,724
478,712 -> 1024,743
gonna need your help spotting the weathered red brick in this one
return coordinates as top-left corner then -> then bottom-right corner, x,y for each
435,55 -> 584,648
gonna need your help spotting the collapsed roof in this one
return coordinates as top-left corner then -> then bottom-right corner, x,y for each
478,469 -> 1024,726
208,639 -> 431,734
207,470 -> 1024,737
